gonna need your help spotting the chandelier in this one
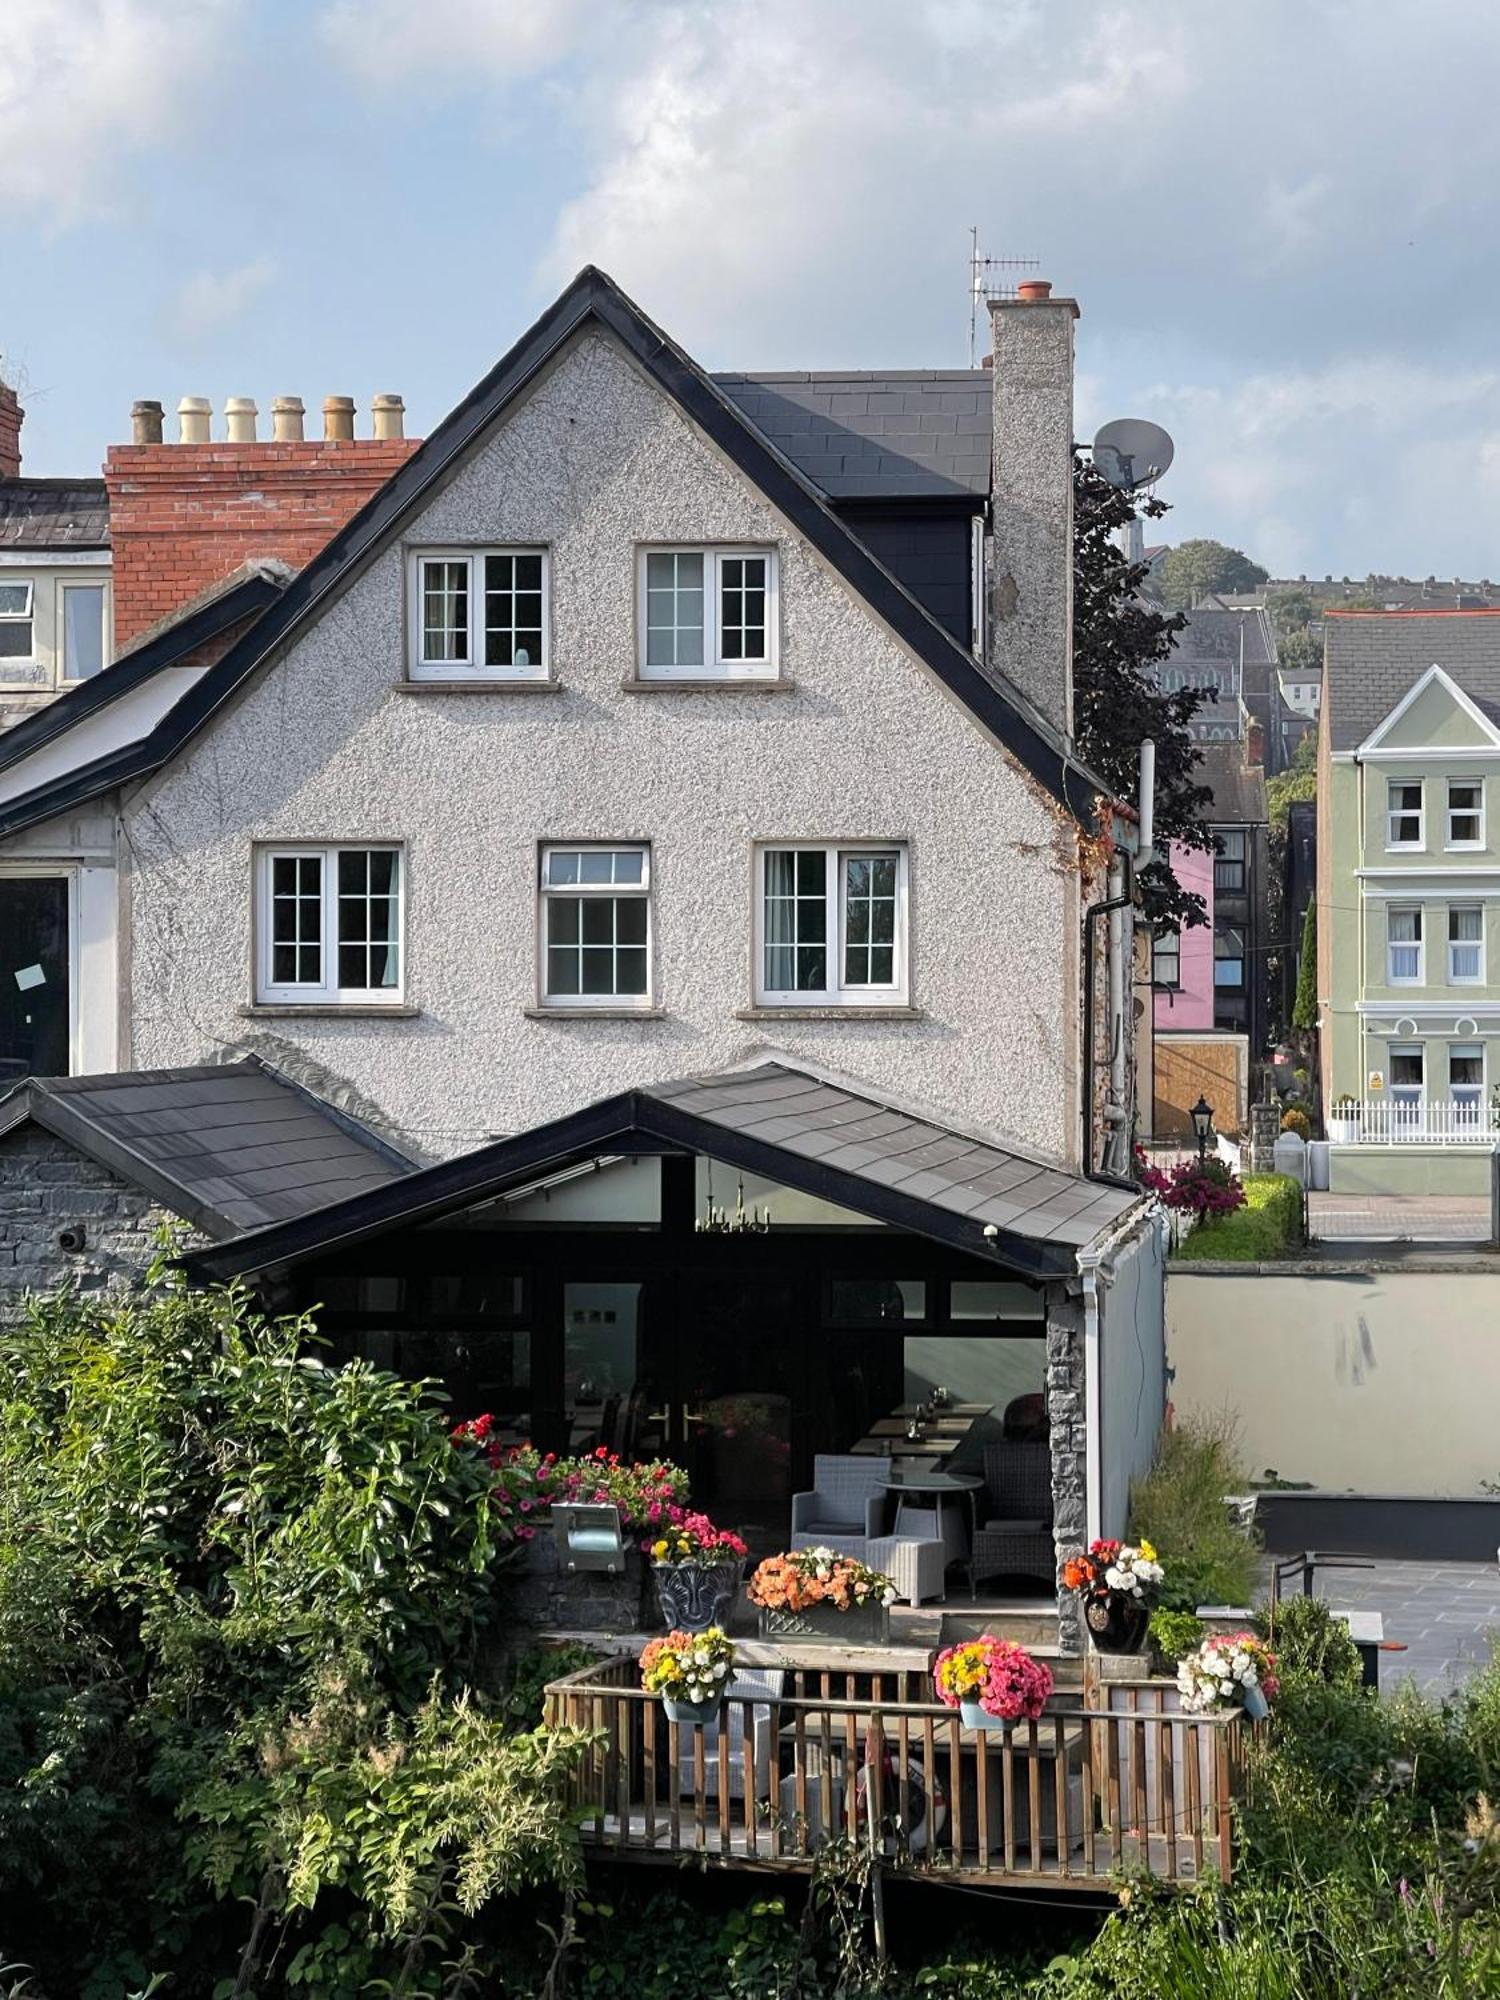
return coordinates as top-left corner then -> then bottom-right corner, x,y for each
695,1164 -> 771,1234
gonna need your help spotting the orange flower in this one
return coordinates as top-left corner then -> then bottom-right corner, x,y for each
1062,1556 -> 1097,1592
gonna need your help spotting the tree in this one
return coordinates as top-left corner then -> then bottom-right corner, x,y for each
1277,625 -> 1323,677
1157,538 -> 1269,612
1072,453 -> 1216,928
1267,727 -> 1317,830
1292,897 -> 1318,1032
1265,586 -> 1319,634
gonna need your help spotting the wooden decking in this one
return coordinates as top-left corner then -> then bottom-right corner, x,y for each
544,1654 -> 1251,1895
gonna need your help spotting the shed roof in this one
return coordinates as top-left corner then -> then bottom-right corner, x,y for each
0,1058 -> 412,1239
0,478 -> 109,550
1325,609 -> 1500,752
180,1058 -> 1143,1285
714,371 -> 991,500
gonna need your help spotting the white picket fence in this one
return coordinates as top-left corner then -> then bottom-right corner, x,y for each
1328,1100 -> 1496,1146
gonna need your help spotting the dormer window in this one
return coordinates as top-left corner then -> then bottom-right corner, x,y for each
408,549 -> 548,680
0,580 -> 33,662
638,547 -> 778,679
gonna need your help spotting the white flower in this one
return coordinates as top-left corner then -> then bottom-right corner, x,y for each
882,1588 -> 897,1606
712,1660 -> 728,1677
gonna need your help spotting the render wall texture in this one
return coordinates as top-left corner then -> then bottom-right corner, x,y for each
1045,1288 -> 1087,1656
0,1126 -> 170,1305
122,331 -> 1084,1160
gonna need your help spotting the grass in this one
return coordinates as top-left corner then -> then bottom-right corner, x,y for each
1130,1410 -> 1259,1610
1173,1171 -> 1303,1262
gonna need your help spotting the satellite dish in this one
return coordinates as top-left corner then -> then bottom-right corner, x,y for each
1092,418 -> 1175,490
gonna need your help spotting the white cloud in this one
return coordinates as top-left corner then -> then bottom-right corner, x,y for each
0,0 -> 238,224
168,256 -> 277,341
319,0 -> 592,89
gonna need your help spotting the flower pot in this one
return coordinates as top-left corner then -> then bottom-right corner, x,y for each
1085,1593 -> 1150,1655
758,1601 -> 890,1646
1242,1683 -> 1269,1722
662,1694 -> 722,1728
653,1557 -> 743,1634
959,1698 -> 1012,1734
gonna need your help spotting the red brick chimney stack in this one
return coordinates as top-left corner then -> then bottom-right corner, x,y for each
105,392 -> 421,647
0,382 -> 22,480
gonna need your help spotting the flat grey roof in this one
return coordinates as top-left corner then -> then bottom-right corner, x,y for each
0,1058 -> 412,1238
714,372 -> 991,500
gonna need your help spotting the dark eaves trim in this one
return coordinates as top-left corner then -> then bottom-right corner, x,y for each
0,568 -> 287,779
178,1087 -> 1076,1287
0,269 -> 1112,838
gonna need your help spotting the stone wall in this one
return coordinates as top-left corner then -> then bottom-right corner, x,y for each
0,1126 -> 171,1307
491,1531 -> 654,1653
1046,1286 -> 1087,1655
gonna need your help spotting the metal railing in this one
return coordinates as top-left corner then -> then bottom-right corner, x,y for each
1327,1099 -> 1496,1144
544,1657 -> 1250,1890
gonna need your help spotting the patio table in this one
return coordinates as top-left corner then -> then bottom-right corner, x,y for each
880,1468 -> 984,1584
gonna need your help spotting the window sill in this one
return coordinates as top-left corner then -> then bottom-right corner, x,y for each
238,1003 -> 421,1019
734,1005 -> 925,1022
524,1005 -> 666,1020
396,678 -> 561,695
620,675 -> 793,694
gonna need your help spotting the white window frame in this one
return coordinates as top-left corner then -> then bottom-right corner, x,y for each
1387,904 -> 1423,985
1386,778 -> 1424,851
1445,777 -> 1485,850
1449,1041 -> 1484,1121
754,842 -> 910,1007
1388,1041 -> 1425,1116
0,578 -> 34,666
1447,904 -> 1484,984
57,579 -> 109,683
407,547 -> 549,681
538,843 -> 654,1011
254,844 -> 405,1006
637,545 -> 779,680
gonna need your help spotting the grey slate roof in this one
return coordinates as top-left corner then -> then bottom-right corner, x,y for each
1174,605 -> 1278,671
714,372 -> 991,499
1195,743 -> 1269,825
1325,611 -> 1500,751
648,1063 -> 1136,1248
180,1057 -> 1143,1286
0,1058 -> 411,1239
0,478 -> 109,549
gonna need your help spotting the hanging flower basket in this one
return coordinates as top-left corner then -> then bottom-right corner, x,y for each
933,1635 -> 1054,1731
639,1626 -> 734,1728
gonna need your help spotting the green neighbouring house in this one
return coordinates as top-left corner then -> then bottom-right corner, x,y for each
1321,611 -> 1500,1192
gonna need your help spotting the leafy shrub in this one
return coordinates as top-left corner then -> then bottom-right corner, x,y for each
1174,1172 -> 1303,1262
1148,1608 -> 1205,1672
1279,1106 -> 1312,1141
0,1267 -> 584,1993
1130,1413 -> 1258,1612
1255,1596 -> 1362,1690
1156,1155 -> 1246,1219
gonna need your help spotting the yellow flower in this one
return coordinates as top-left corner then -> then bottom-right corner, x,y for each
652,1540 -> 668,1560
1138,1539 -> 1157,1562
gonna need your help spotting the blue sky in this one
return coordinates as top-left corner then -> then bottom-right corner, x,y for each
8,0 -> 1500,579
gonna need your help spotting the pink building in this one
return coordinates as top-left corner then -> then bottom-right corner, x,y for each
1151,841 -> 1216,1030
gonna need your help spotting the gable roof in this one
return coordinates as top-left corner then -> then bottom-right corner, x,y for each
0,563 -> 289,802
0,478 -> 109,551
0,1057 -> 413,1239
1326,610 -> 1500,753
1196,742 -> 1268,825
180,1056 -> 1141,1286
714,371 -> 991,500
1356,661 -> 1500,755
0,269 -> 1108,839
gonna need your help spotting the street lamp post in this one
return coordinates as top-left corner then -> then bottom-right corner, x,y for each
1190,1095 -> 1215,1163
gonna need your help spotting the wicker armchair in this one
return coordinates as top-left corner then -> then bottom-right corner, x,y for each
969,1439 -> 1055,1591
790,1454 -> 888,1557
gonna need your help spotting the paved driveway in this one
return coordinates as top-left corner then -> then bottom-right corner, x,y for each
1293,1559 -> 1500,1695
1307,1193 -> 1491,1244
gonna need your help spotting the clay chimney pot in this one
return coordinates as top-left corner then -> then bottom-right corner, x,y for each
131,400 -> 164,446
323,395 -> 356,442
1016,279 -> 1053,302
371,393 -> 405,441
178,396 -> 212,445
224,397 -> 258,445
271,396 -> 305,443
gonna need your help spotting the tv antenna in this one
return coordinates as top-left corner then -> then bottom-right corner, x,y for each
968,227 -> 1042,366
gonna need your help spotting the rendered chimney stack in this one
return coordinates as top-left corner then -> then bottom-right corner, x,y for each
0,381 -> 23,479
131,400 -> 164,445
323,395 -> 355,442
178,396 -> 212,444
224,397 -> 258,444
271,395 -> 305,442
986,280 -> 1080,739
371,393 -> 405,441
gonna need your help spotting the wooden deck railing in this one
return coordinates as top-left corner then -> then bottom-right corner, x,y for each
543,1656 -> 1252,1890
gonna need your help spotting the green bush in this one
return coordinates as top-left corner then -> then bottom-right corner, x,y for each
1147,1608 -> 1205,1671
0,1265 -> 585,1994
1174,1172 -> 1303,1262
1255,1595 -> 1363,1690
1130,1413 -> 1258,1611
